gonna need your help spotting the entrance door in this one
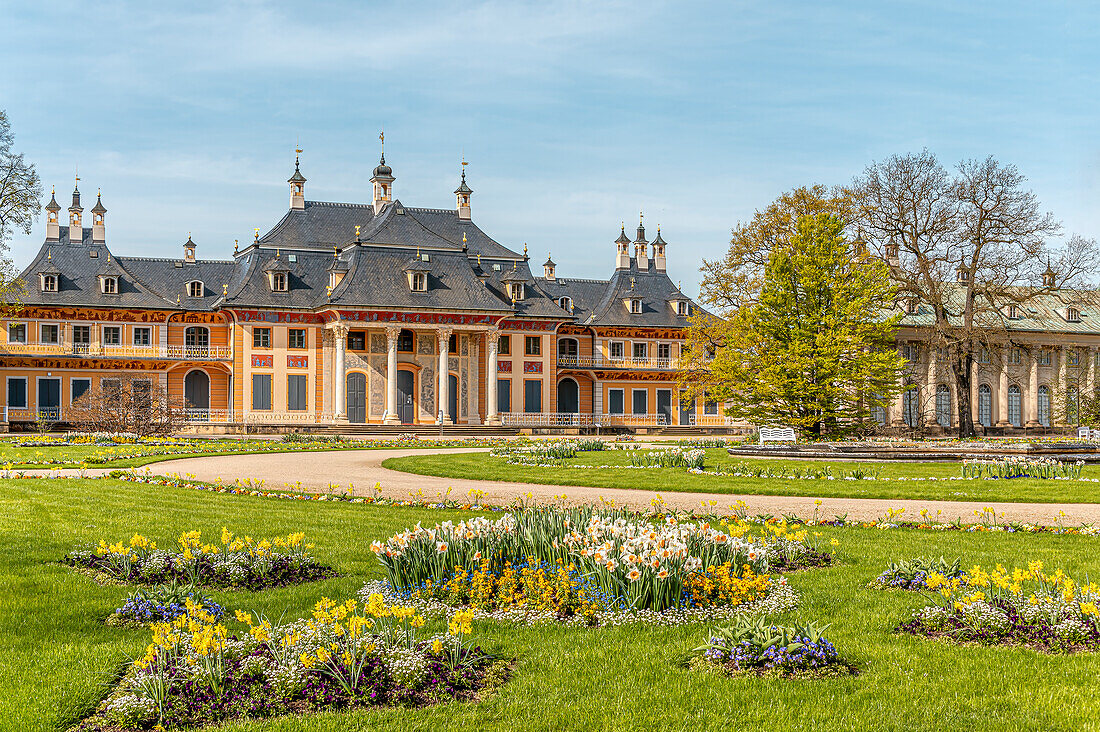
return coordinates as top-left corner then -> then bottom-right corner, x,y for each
679,389 -> 695,426
557,378 -> 579,413
39,378 -> 61,420
397,370 -> 415,424
184,370 -> 210,419
346,372 -> 366,424
656,389 -> 672,425
448,374 -> 459,423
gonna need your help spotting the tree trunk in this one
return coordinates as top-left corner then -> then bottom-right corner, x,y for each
952,359 -> 977,438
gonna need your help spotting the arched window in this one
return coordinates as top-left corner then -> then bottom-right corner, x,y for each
558,296 -> 572,312
936,384 -> 951,426
186,281 -> 204,298
871,392 -> 886,426
1008,385 -> 1021,427
1068,384 -> 1080,425
902,385 -> 920,427
1038,386 -> 1051,427
978,384 -> 992,427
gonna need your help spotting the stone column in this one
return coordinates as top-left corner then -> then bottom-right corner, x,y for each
892,342 -> 908,427
486,329 -> 500,425
1089,346 -> 1098,399
996,349 -> 1010,426
332,324 -> 348,420
468,337 -> 480,425
437,328 -> 453,424
970,359 -> 980,425
925,349 -> 939,427
384,325 -> 400,424
1026,349 -> 1040,426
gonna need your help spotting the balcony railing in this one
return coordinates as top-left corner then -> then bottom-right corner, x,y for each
0,342 -> 231,360
556,355 -> 680,370
499,412 -> 671,427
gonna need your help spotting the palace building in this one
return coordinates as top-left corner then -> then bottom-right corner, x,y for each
0,152 -> 716,432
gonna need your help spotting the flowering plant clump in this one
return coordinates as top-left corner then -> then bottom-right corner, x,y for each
898,561 -> 1100,652
627,448 -> 706,470
690,616 -> 854,678
871,556 -> 966,591
73,595 -> 504,731
108,584 -> 225,626
961,456 -> 1083,480
64,529 -> 335,591
369,506 -> 828,625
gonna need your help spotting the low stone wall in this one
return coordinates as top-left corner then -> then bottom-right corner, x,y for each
728,442 -> 1100,462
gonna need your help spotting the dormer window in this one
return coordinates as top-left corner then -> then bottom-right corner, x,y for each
187,281 -> 204,298
411,272 -> 428,292
629,298 -> 642,314
558,296 -> 572,312
1068,307 -> 1081,322
40,274 -> 58,292
271,272 -> 288,292
509,282 -> 525,301
905,299 -> 919,315
1007,304 -> 1021,319
676,301 -> 689,316
100,276 -> 118,294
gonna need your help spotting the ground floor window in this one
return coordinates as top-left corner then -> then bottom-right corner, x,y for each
287,374 -> 308,411
871,392 -> 886,425
1008,385 -> 1022,427
632,389 -> 648,415
608,388 -> 624,415
252,374 -> 272,411
496,379 -> 511,413
6,377 -> 26,408
1038,386 -> 1051,427
936,384 -> 951,426
902,385 -> 919,427
523,379 -> 542,413
71,378 -> 91,404
978,384 -> 992,427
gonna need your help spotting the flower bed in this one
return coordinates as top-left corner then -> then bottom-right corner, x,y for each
64,529 -> 335,590
74,596 -> 506,731
108,584 -> 225,626
897,561 -> 1100,652
870,556 -> 966,591
367,507 -> 828,625
689,616 -> 856,678
961,456 -> 1083,480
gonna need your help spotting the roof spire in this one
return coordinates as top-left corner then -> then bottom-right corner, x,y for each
379,129 -> 385,165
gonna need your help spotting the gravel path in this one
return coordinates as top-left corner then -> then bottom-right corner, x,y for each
20,447 -> 1100,526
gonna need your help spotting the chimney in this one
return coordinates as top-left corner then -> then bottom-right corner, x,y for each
652,226 -> 667,272
455,164 -> 472,220
615,224 -> 631,270
45,187 -> 60,241
543,254 -> 556,280
68,182 -> 83,244
184,234 -> 196,263
288,149 -> 306,210
91,190 -> 107,243
634,215 -> 649,271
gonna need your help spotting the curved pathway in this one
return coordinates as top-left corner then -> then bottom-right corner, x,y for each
25,447 -> 1100,526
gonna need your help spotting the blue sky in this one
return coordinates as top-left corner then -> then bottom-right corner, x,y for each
3,0 -> 1099,296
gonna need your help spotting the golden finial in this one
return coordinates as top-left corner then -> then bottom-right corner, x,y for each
176,295 -> 180,304
477,252 -> 482,267
416,245 -> 420,259
630,277 -> 636,289
355,224 -> 361,241
639,210 -> 644,225
234,239 -> 239,253
223,283 -> 227,296
51,185 -> 55,195
327,284 -> 333,298
463,232 -> 467,243
253,228 -> 259,242
379,129 -> 385,156
47,248 -> 51,260
523,242 -> 528,257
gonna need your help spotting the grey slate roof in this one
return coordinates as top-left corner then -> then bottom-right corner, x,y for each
17,240 -> 176,309
536,257 -> 695,328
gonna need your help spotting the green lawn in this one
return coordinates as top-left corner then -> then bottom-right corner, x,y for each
383,449 -> 1100,504
0,437 -> 491,469
6,474 -> 1100,730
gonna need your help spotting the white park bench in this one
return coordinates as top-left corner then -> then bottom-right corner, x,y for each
1077,426 -> 1098,440
759,426 -> 797,445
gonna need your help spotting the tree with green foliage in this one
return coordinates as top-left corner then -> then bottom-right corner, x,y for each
682,212 -> 905,437
0,109 -> 39,316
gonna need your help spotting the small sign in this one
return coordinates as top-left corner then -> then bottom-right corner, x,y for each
251,354 -> 273,368
287,355 -> 308,368
523,361 -> 543,374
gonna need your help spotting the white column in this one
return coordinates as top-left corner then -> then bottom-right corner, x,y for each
333,324 -> 348,420
383,326 -> 400,424
486,329 -> 500,424
438,328 -> 452,424
468,337 -> 480,425
1056,346 -> 1067,426
1089,346 -> 1097,399
970,359 -> 979,425
1026,349 -> 1040,426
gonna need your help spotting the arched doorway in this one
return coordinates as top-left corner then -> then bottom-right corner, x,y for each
558,377 -> 579,413
346,372 -> 366,424
184,370 -> 209,419
448,373 -> 459,423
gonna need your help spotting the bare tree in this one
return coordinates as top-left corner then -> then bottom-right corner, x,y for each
850,150 -> 1100,437
69,373 -> 187,436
